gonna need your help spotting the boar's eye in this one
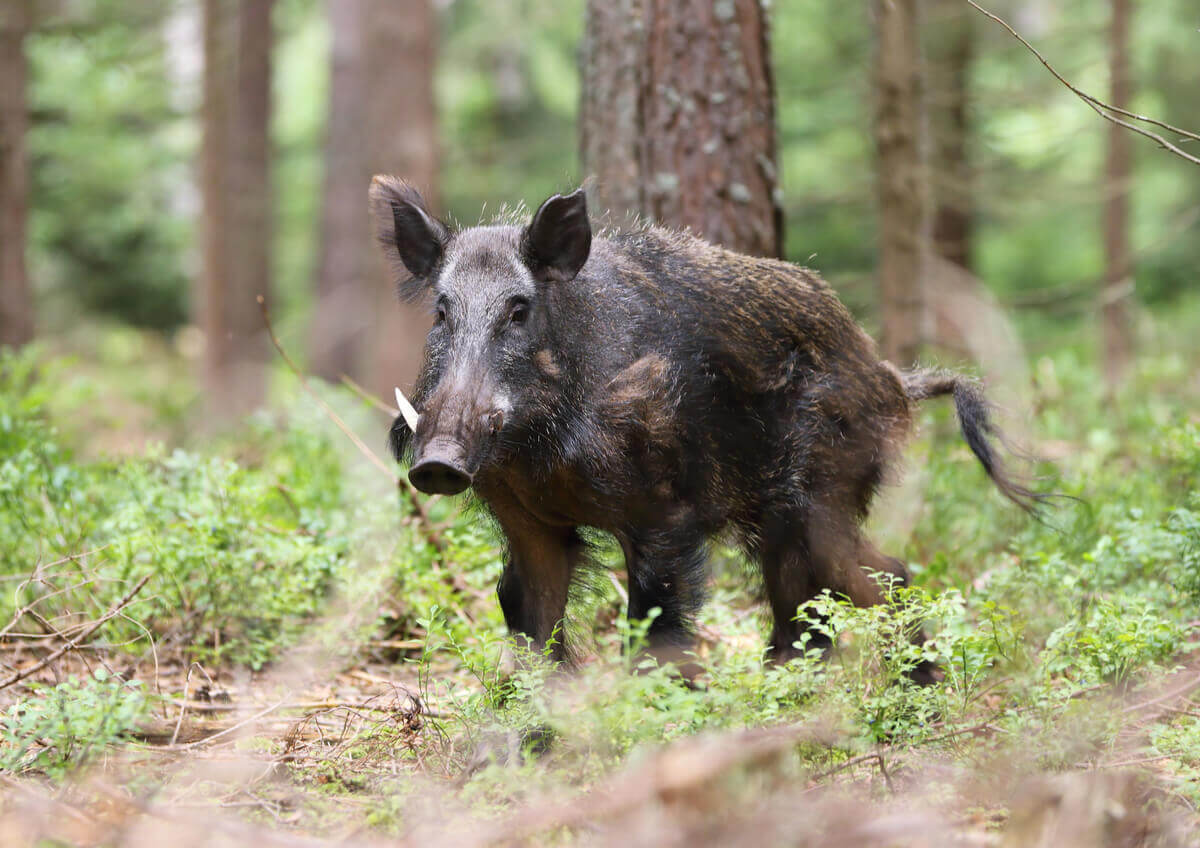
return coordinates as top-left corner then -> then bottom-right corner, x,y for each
507,298 -> 530,327
434,303 -> 447,325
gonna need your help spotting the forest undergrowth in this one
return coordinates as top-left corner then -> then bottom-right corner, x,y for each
2,301 -> 1200,845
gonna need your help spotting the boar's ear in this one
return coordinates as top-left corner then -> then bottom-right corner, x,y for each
521,188 -> 592,283
369,175 -> 449,297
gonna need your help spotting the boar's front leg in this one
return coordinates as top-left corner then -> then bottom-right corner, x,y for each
620,519 -> 708,673
493,512 -> 585,664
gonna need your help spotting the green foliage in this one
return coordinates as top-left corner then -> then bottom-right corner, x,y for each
0,350 -> 351,667
3,304 -> 1200,839
1150,715 -> 1200,808
10,1 -> 1200,837
28,1 -> 190,332
1,671 -> 148,776
1045,598 -> 1181,686
97,444 -> 346,668
439,0 -> 583,220
403,317 -> 1200,791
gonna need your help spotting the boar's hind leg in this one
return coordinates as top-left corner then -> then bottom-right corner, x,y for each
758,504 -> 939,685
755,509 -> 832,665
805,509 -> 938,685
853,541 -> 940,686
494,518 -> 586,664
621,522 -> 708,673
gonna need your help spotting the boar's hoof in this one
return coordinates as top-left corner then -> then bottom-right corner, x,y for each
906,659 -> 943,687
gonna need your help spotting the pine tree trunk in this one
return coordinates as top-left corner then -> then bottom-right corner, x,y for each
926,0 -> 972,271
200,0 -> 274,420
310,0 -> 369,383
1102,0 -> 1134,390
872,0 -> 928,366
0,0 -> 33,348
366,0 -> 438,397
580,0 -> 782,258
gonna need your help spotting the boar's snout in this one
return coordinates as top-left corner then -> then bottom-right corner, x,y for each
409,436 -> 474,495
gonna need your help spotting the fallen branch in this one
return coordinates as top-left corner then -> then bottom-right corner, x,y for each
257,295 -> 446,554
0,574 -> 151,690
810,750 -> 889,783
1088,752 -> 1177,770
966,0 -> 1200,167
171,697 -> 290,751
1122,670 -> 1200,717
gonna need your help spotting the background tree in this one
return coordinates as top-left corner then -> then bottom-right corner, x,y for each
925,0 -> 973,272
309,0 -> 369,383
365,0 -> 438,396
1102,0 -> 1134,389
0,0 -> 33,348
200,0 -> 274,419
923,0 -> 984,361
580,0 -> 782,258
310,0 -> 438,395
13,0 -> 1200,405
871,0 -> 928,365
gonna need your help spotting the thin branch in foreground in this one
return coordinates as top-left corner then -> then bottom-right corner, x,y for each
0,574 -> 151,690
173,697 -> 290,751
966,0 -> 1200,167
256,295 -> 447,554
338,372 -> 400,417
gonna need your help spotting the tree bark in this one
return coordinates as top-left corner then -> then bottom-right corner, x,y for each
580,0 -> 782,258
872,0 -> 929,366
0,0 -> 33,348
310,0 -> 369,382
200,0 -> 274,420
365,0 -> 438,397
1102,0 -> 1134,390
926,0 -> 972,271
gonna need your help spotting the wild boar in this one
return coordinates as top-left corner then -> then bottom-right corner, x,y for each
370,176 -> 1039,682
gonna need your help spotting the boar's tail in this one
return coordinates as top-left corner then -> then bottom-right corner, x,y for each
902,369 -> 1046,514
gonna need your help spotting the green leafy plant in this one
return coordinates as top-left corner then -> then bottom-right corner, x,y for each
1,671 -> 149,776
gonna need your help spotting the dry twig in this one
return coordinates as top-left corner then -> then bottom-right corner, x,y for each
0,574 -> 151,690
169,698 -> 291,751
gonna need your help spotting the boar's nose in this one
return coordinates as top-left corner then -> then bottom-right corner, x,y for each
409,438 -> 474,495
409,460 -> 471,495
409,458 -> 472,495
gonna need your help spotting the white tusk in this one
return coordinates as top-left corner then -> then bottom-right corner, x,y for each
394,387 -> 420,431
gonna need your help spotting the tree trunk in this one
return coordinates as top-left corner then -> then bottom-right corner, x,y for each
0,0 -> 33,348
872,0 -> 928,366
310,0 -> 369,383
1102,0 -> 1134,390
580,0 -> 782,258
364,0 -> 441,398
366,0 -> 438,397
200,0 -> 274,420
926,0 -> 972,271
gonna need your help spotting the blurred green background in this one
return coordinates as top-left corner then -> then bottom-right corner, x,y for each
22,0 -> 1198,350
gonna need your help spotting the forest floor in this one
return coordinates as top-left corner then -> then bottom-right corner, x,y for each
2,299 -> 1200,845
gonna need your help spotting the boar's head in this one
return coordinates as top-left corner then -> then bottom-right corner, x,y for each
369,176 -> 591,496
